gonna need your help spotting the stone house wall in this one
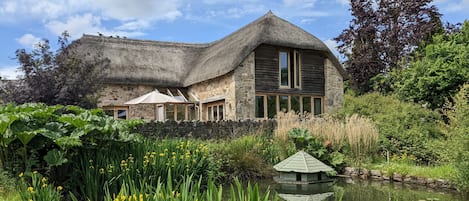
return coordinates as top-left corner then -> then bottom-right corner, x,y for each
324,58 -> 344,113
97,84 -> 157,120
187,72 -> 236,120
233,52 -> 256,120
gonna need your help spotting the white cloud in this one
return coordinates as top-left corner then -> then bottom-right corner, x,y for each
283,0 -> 317,8
445,0 -> 469,12
90,0 -> 182,21
323,39 -> 340,57
116,20 -> 151,31
335,0 -> 349,6
16,34 -> 42,48
0,65 -> 22,80
46,13 -> 145,39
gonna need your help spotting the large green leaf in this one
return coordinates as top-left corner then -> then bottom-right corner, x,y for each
44,149 -> 68,167
54,136 -> 82,149
0,114 -> 17,135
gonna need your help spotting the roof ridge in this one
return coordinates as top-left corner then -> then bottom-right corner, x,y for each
81,34 -> 210,48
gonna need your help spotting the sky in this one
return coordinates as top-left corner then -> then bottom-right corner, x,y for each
0,0 -> 467,79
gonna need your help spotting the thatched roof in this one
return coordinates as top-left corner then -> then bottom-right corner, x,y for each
273,151 -> 334,173
76,11 -> 346,87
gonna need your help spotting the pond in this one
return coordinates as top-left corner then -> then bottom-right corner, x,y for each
254,177 -> 468,201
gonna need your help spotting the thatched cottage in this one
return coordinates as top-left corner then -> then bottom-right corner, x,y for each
76,11 -> 346,121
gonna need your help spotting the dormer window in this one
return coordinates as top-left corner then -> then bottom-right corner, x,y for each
279,50 -> 301,88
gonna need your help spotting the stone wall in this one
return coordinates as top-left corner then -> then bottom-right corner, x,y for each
233,52 -> 256,120
134,120 -> 276,140
97,84 -> 157,120
324,58 -> 344,113
187,73 -> 236,120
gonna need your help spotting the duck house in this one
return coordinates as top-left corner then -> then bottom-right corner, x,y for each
274,151 -> 334,184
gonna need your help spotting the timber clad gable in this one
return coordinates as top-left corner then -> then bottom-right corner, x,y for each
76,11 -> 346,121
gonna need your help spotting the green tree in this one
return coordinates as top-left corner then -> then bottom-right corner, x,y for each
4,32 -> 110,108
392,21 -> 469,109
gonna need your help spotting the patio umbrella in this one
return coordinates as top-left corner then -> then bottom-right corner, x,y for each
124,90 -> 185,120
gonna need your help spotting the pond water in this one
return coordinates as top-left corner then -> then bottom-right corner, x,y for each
254,177 -> 468,201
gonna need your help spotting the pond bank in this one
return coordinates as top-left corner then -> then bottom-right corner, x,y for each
341,166 -> 457,190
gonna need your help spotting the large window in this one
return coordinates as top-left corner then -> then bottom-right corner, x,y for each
255,94 -> 323,119
279,50 -> 301,88
206,101 -> 224,121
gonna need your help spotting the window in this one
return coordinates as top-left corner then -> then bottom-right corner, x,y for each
102,106 -> 129,120
255,96 -> 265,118
279,50 -> 301,88
267,96 -> 277,118
302,97 -> 311,113
206,101 -> 224,121
291,96 -> 300,112
279,95 -> 288,113
314,98 -> 322,115
254,94 -> 323,119
279,51 -> 289,87
166,104 -> 175,121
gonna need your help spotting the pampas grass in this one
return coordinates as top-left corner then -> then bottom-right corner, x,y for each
275,112 -> 379,160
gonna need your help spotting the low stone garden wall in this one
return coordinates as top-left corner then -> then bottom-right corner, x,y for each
133,120 -> 276,140
342,167 -> 456,190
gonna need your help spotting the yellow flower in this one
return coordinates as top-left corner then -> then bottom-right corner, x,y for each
19,172 -> 24,177
139,194 -> 144,201
159,153 -> 164,157
29,199 -> 33,201
57,186 -> 63,191
42,183 -> 48,188
33,171 -> 38,174
41,177 -> 47,183
99,168 -> 105,174
28,186 -> 34,193
120,195 -> 126,201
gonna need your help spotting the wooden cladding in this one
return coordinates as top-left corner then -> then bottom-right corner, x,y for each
254,44 -> 325,95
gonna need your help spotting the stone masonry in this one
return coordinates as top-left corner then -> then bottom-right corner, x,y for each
187,72 -> 236,120
324,58 -> 344,113
233,52 -> 256,120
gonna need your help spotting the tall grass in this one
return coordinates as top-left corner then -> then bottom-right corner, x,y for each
276,112 -> 379,161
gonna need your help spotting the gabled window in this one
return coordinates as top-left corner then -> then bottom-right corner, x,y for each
279,50 -> 301,88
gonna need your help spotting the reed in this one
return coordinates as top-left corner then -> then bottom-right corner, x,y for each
275,112 -> 379,160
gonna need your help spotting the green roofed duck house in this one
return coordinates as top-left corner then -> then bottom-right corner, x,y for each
274,151 -> 334,184
73,11 -> 346,121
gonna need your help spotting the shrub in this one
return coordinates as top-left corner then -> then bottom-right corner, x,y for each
210,135 -> 290,181
335,93 -> 443,164
440,84 -> 469,192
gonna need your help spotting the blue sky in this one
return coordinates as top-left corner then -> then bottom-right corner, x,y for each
0,0 -> 467,79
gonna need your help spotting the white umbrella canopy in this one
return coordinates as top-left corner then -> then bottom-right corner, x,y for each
124,90 -> 184,105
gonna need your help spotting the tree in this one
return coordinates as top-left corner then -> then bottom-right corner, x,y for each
4,32 -> 110,108
335,0 -> 441,93
392,21 -> 469,109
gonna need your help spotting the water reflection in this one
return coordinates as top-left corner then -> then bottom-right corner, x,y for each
257,178 -> 468,201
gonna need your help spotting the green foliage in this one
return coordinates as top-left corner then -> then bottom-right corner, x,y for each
0,103 -> 143,172
439,84 -> 469,192
17,171 -> 63,201
336,93 -> 443,164
210,135 -> 286,181
390,21 -> 469,109
287,128 -> 345,169
71,139 -> 217,201
103,174 -> 277,201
